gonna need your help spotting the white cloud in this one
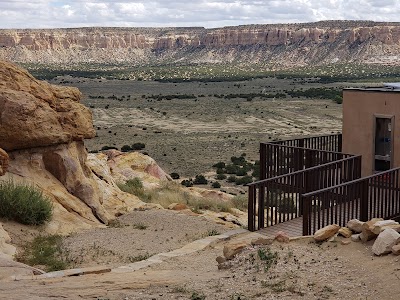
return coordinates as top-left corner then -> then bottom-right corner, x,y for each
0,0 -> 399,28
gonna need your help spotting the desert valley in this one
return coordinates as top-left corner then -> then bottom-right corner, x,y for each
1,20 -> 400,299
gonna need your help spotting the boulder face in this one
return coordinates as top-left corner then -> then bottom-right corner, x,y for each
0,148 -> 8,176
0,61 -> 169,234
0,60 -> 95,151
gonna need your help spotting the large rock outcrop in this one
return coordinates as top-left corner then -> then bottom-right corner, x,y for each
0,61 -> 158,234
1,21 -> 400,66
0,60 -> 95,151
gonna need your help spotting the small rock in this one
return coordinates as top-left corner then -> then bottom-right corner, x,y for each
167,203 -> 188,211
351,234 -> 361,242
223,242 -> 248,260
372,228 -> 400,256
392,244 -> 400,255
338,227 -> 352,238
314,224 -> 340,242
251,237 -> 273,246
216,256 -> 226,264
347,219 -> 364,233
360,218 -> 384,243
341,239 -> 351,245
274,231 -> 290,243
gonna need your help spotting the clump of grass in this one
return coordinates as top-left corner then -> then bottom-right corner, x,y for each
117,178 -> 150,201
191,291 -> 206,300
258,247 -> 279,271
132,222 -> 148,230
207,229 -> 220,236
231,195 -> 248,211
127,253 -> 151,263
0,180 -> 53,225
17,235 -> 68,272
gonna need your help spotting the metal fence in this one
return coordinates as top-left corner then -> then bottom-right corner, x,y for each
248,155 -> 362,231
301,167 -> 400,235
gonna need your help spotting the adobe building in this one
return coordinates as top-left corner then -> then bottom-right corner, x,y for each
343,84 -> 400,176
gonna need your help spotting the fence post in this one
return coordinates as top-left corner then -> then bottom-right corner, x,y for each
302,195 -> 310,235
360,180 -> 369,221
248,185 -> 256,231
338,134 -> 343,153
258,184 -> 265,229
260,143 -> 267,180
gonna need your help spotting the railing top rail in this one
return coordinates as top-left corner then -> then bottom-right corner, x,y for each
260,142 -> 353,157
247,155 -> 362,187
302,167 -> 400,198
270,133 -> 342,143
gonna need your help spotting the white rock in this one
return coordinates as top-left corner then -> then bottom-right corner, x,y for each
347,219 -> 364,233
372,229 -> 400,256
351,234 -> 361,242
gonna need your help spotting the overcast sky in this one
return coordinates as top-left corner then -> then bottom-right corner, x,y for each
1,0 -> 399,29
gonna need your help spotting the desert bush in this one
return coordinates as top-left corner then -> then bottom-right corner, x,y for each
231,195 -> 248,211
211,181 -> 221,188
215,174 -> 227,180
181,179 -> 193,187
216,168 -> 225,174
235,168 -> 247,176
0,180 -> 53,225
212,162 -> 226,169
131,143 -> 146,150
193,175 -> 208,185
121,145 -> 132,152
225,164 -> 240,174
235,175 -> 253,186
227,175 -> 237,183
101,145 -> 118,151
170,172 -> 180,179
16,235 -> 67,272
118,178 -> 149,200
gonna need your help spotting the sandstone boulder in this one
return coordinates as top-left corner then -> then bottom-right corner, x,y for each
0,148 -> 8,176
0,60 -> 95,151
168,203 -> 189,211
392,244 -> 400,255
338,227 -> 352,238
360,218 -> 384,242
371,220 -> 400,235
372,229 -> 400,256
275,231 -> 290,243
251,237 -> 273,246
0,223 -> 16,259
314,224 -> 340,242
223,242 -> 248,260
347,219 -> 364,233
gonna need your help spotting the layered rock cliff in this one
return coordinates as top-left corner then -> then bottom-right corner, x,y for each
1,21 -> 400,66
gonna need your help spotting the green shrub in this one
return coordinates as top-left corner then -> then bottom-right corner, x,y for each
235,168 -> 247,176
0,180 -> 53,225
170,172 -> 180,180
215,174 -> 227,180
121,145 -> 132,152
212,162 -> 226,169
118,178 -> 148,200
131,143 -> 146,150
216,168 -> 225,174
193,175 -> 208,185
225,164 -> 240,174
181,179 -> 193,187
211,182 -> 221,188
227,175 -> 237,183
17,235 -> 67,272
101,145 -> 118,151
235,175 -> 253,186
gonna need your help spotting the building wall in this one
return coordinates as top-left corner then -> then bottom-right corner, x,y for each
342,89 -> 400,176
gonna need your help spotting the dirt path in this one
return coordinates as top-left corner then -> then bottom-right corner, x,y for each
2,231 -> 400,300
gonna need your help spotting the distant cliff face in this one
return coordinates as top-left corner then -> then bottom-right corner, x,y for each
1,21 -> 400,66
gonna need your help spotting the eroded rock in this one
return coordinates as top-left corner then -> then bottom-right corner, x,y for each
347,219 -> 364,233
0,148 -> 8,176
314,224 -> 340,242
223,242 -> 248,260
372,229 -> 400,256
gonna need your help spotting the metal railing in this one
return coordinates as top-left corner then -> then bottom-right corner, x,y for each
261,142 -> 353,179
301,167 -> 400,235
248,155 -> 362,231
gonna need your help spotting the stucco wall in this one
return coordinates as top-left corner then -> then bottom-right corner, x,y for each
343,89 -> 400,176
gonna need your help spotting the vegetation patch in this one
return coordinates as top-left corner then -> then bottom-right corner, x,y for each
17,235 -> 68,272
0,180 -> 53,225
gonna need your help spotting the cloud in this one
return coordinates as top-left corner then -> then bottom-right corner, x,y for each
0,0 -> 400,28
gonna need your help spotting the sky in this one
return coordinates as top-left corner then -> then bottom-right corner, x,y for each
0,0 -> 399,29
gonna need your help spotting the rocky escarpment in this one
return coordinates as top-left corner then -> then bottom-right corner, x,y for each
1,21 -> 400,66
0,61 -> 167,234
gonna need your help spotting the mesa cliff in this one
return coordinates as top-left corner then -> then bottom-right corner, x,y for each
1,21 -> 400,66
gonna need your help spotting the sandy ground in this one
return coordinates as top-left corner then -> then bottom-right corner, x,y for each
1,229 -> 399,300
61,209 -> 229,268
